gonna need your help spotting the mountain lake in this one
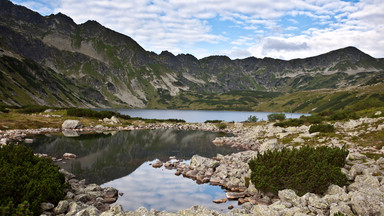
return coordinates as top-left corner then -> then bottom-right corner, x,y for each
29,110 -> 307,212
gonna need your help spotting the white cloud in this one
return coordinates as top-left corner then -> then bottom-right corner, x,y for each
10,0 -> 384,59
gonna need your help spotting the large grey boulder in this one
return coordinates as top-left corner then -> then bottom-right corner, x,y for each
259,139 -> 281,153
278,189 -> 302,207
190,155 -> 220,171
53,200 -> 69,214
62,120 -> 83,129
100,204 -> 125,216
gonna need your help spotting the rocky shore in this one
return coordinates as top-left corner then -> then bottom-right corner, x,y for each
1,115 -> 384,215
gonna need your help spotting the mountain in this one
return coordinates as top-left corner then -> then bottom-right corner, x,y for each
0,0 -> 383,109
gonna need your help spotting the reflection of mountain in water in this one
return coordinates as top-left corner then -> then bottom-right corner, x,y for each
30,129 -> 238,184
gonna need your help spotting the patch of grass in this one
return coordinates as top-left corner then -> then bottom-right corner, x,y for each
309,124 -> 335,133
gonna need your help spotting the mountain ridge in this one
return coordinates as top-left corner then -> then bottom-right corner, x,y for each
0,0 -> 383,109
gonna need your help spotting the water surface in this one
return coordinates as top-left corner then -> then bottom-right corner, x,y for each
30,129 -> 240,212
114,109 -> 306,123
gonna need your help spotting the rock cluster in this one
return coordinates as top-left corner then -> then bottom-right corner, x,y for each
41,169 -> 119,216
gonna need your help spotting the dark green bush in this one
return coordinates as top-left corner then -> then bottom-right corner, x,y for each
1,201 -> 32,216
217,123 -> 227,129
267,113 -> 286,122
16,105 -> 49,114
301,115 -> 324,124
329,111 -> 358,121
274,119 -> 304,127
248,146 -> 349,196
66,108 -> 131,120
247,115 -> 258,122
309,124 -> 335,133
0,144 -> 66,215
205,120 -> 222,123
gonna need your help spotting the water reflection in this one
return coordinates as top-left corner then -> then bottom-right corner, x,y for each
30,129 -> 238,185
103,161 -> 238,212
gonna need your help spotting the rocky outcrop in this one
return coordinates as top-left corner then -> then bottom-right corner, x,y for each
41,169 -> 119,216
62,120 -> 83,129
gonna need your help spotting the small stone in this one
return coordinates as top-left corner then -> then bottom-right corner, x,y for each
24,138 -> 33,143
213,198 -> 227,204
226,192 -> 246,199
228,205 -> 234,209
41,202 -> 54,211
63,153 -> 77,159
152,160 -> 163,168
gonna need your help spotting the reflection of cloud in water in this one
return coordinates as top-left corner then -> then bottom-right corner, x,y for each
102,161 -> 237,212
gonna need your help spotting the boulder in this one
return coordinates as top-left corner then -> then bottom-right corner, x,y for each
100,204 -> 125,216
53,200 -> 69,214
251,205 -> 280,216
40,202 -> 54,211
259,139 -> 280,153
329,202 -> 354,216
62,120 -> 83,129
212,198 -> 227,203
190,155 -> 220,170
66,202 -> 82,216
63,152 -> 77,159
152,160 -> 163,168
347,152 -> 367,161
350,191 -> 384,215
278,189 -> 301,207
226,191 -> 246,199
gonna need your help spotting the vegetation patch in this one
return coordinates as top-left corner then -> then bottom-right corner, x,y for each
267,113 -> 286,122
309,124 -> 335,133
66,108 -> 131,120
0,144 -> 66,215
248,146 -> 349,196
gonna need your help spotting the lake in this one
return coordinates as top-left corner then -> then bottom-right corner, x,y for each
111,109 -> 307,123
30,129 -> 241,212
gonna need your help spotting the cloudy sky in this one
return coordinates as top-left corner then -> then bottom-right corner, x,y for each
10,0 -> 384,60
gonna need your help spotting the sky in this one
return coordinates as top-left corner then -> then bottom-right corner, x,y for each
10,0 -> 384,60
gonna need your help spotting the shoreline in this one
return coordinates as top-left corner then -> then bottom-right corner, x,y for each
2,116 -> 384,215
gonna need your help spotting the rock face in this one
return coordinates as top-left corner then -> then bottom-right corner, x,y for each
1,0 -> 383,108
62,120 -> 83,129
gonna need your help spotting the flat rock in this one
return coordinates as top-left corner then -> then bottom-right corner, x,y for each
62,120 -> 83,129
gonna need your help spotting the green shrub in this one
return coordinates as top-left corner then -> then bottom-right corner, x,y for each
0,144 -> 66,215
217,123 -> 227,129
248,146 -> 349,196
66,108 -> 131,120
16,105 -> 49,114
247,115 -> 258,122
274,119 -> 304,127
0,105 -> 9,113
267,113 -> 286,122
205,120 -> 222,123
329,111 -> 358,121
301,115 -> 324,124
309,124 -> 335,133
1,201 -> 32,216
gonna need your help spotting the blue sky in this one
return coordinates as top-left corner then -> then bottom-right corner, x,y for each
10,0 -> 384,60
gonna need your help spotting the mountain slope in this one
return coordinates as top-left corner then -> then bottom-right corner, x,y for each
0,0 -> 383,108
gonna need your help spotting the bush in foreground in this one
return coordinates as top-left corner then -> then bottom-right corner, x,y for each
309,123 -> 335,133
267,113 -> 286,122
0,144 -> 66,215
248,146 -> 349,196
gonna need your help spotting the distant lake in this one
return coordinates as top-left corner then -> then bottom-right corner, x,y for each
30,129 -> 240,212
111,109 -> 307,123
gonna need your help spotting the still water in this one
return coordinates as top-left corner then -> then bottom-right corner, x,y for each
112,109 -> 307,123
30,129 -> 240,212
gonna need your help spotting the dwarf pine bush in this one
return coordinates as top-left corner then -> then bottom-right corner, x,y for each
248,146 -> 349,196
0,144 -> 66,215
309,123 -> 335,133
